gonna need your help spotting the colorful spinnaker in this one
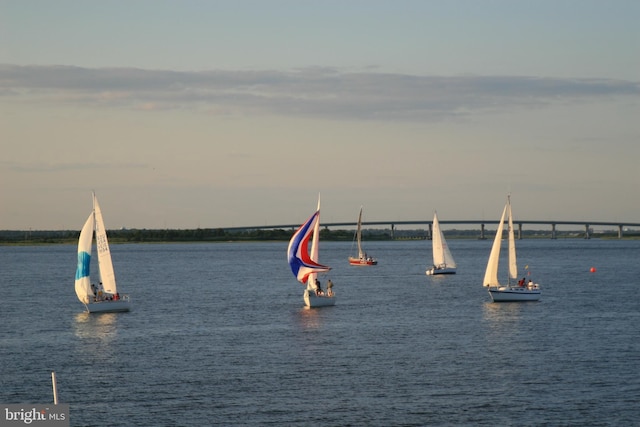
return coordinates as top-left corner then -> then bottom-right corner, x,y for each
287,210 -> 331,285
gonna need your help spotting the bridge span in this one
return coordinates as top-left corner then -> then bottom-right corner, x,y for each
224,220 -> 640,239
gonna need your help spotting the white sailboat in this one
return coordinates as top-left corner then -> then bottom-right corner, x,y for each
348,206 -> 377,266
483,195 -> 540,302
287,196 -> 335,307
75,192 -> 130,313
426,211 -> 456,275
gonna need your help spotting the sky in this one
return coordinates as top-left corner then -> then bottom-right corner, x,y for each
1,0 -> 639,230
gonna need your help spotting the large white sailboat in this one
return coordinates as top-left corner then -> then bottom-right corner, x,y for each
426,211 -> 456,275
287,196 -> 335,307
75,193 -> 130,313
348,206 -> 377,266
483,196 -> 540,302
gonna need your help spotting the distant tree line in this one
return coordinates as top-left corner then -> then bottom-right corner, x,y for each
0,227 -> 635,245
0,227 -> 390,244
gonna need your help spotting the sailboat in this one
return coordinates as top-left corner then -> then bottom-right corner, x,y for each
75,192 -> 130,313
287,197 -> 335,307
348,206 -> 377,266
483,195 -> 540,302
426,211 -> 457,275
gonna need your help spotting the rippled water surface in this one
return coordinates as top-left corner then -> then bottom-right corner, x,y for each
1,239 -> 639,426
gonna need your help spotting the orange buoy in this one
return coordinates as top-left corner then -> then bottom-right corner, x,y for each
590,267 -> 596,273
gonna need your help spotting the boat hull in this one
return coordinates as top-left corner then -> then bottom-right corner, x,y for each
348,257 -> 377,266
85,297 -> 131,313
426,267 -> 456,275
303,289 -> 336,307
489,286 -> 540,302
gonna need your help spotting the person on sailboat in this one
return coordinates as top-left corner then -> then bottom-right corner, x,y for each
315,278 -> 323,296
327,279 -> 334,296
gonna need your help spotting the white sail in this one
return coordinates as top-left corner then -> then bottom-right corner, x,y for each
75,213 -> 95,304
507,197 -> 518,283
307,195 -> 321,291
483,204 -> 507,287
93,193 -> 117,295
355,207 -> 364,258
432,212 -> 456,269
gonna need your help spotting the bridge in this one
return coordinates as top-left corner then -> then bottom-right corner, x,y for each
224,220 -> 640,239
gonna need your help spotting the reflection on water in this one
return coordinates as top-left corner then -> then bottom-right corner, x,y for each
73,313 -> 119,361
298,306 -> 321,329
482,301 -> 525,321
74,312 -> 119,338
296,306 -> 322,330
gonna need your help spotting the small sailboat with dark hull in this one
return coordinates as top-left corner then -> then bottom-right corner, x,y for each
348,206 -> 377,266
426,211 -> 456,275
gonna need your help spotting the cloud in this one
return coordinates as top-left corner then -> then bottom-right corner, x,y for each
1,64 -> 638,121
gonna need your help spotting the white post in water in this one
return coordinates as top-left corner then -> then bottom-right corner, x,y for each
51,371 -> 58,405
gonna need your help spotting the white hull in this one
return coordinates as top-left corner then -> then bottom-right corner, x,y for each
426,266 -> 456,275
489,286 -> 540,302
303,289 -> 336,307
85,297 -> 131,313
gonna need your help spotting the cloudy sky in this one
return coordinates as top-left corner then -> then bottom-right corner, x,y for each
1,1 -> 639,230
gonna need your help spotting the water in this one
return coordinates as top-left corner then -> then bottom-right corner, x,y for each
1,239 -> 639,426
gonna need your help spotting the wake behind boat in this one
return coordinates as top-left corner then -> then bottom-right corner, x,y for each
75,192 -> 130,313
426,211 -> 456,275
287,197 -> 336,307
348,206 -> 377,266
483,195 -> 540,302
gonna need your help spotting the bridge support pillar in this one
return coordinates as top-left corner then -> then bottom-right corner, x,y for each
518,223 -> 522,239
618,224 -> 623,239
551,224 -> 557,239
391,224 -> 394,240
585,224 -> 590,239
480,223 -> 485,240
427,224 -> 432,240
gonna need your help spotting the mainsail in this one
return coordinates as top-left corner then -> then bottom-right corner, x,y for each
93,194 -> 117,295
432,212 -> 456,269
355,207 -> 364,259
507,198 -> 518,284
